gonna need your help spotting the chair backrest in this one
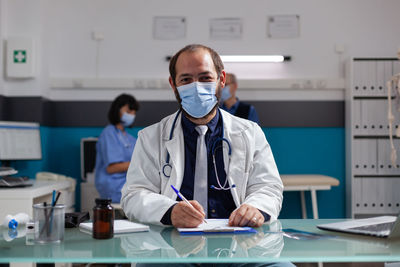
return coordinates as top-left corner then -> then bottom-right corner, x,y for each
80,137 -> 98,182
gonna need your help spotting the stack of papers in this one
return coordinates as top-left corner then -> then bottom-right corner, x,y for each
177,219 -> 257,235
79,220 -> 149,234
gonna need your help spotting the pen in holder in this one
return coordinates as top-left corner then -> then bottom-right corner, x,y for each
33,193 -> 65,244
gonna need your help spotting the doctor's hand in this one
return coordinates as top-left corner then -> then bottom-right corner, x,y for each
171,200 -> 206,228
228,204 -> 264,228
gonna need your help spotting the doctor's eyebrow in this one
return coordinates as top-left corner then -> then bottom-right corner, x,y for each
177,71 -> 215,80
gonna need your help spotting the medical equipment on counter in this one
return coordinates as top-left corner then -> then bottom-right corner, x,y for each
1,213 -> 30,242
387,49 -> 400,166
2,225 -> 27,242
3,213 -> 29,229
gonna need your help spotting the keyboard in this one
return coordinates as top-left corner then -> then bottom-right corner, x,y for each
0,176 -> 33,188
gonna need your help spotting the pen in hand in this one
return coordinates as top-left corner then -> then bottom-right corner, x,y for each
171,185 -> 207,224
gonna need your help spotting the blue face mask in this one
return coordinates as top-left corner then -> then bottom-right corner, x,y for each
220,85 -> 231,103
177,81 -> 218,118
121,112 -> 135,127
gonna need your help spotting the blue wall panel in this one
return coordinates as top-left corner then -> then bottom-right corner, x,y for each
264,128 -> 345,219
7,126 -> 345,219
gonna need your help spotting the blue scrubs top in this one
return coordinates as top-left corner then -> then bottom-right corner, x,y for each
95,124 -> 136,203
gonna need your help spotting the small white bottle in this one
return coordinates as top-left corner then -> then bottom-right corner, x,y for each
3,213 -> 30,229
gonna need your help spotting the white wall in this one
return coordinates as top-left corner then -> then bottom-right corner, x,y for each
0,0 -> 5,96
1,0 -> 400,100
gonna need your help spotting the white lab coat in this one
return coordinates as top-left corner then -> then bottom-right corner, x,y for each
121,109 -> 283,226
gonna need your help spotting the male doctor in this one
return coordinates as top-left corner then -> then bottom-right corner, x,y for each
121,44 -> 283,229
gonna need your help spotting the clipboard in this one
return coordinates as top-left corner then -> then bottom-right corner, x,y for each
177,219 -> 257,235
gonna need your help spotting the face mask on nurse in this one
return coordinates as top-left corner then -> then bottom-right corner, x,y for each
121,112 -> 136,127
177,81 -> 218,118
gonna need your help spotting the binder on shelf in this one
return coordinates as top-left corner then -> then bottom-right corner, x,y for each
353,139 -> 377,175
384,178 -> 399,214
353,61 -> 364,96
361,99 -> 376,135
376,61 -> 385,96
353,99 -> 362,135
359,177 -> 400,215
385,61 -> 394,96
361,99 -> 387,136
377,139 -> 400,175
362,178 -> 378,214
377,61 -> 393,97
393,60 -> 400,78
366,61 -> 377,97
353,177 -> 362,213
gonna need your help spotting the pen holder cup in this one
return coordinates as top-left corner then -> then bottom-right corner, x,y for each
33,203 -> 65,244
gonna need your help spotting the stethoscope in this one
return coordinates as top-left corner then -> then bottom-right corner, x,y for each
162,109 -> 234,192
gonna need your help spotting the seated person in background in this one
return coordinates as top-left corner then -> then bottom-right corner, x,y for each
95,93 -> 140,203
220,73 -> 260,123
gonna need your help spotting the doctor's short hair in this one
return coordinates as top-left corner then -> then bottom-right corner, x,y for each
108,94 -> 140,125
169,44 -> 224,86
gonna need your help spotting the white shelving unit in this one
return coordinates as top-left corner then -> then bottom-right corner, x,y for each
346,58 -> 400,218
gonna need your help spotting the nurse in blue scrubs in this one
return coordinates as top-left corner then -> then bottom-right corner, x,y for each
95,94 -> 140,203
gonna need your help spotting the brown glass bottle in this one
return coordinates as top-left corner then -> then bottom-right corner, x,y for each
92,198 -> 114,239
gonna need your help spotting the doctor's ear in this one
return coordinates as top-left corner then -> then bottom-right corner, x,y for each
169,76 -> 182,103
219,71 -> 226,88
169,76 -> 176,90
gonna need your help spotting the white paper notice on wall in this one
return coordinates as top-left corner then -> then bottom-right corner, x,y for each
210,18 -> 242,40
6,37 -> 36,78
153,17 -> 186,40
267,15 -> 300,39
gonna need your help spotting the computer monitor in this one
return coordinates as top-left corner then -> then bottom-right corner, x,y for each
0,121 -> 42,163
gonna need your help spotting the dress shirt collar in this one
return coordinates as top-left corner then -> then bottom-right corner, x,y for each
181,108 -> 221,136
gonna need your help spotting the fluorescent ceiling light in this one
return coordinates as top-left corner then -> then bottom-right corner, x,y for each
220,55 -> 290,63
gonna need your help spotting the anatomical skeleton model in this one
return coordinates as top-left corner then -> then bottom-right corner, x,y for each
387,50 -> 400,166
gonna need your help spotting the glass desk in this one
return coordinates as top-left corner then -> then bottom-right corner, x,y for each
1,219 -> 400,264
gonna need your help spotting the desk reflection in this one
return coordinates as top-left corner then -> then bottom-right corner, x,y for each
120,221 -> 284,259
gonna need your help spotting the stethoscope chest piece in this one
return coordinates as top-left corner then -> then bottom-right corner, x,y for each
162,163 -> 172,178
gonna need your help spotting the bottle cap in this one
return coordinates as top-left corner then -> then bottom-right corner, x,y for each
8,219 -> 18,229
95,198 -> 112,205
